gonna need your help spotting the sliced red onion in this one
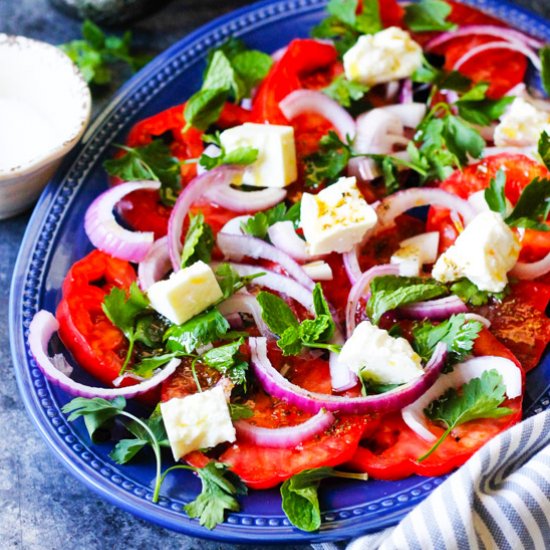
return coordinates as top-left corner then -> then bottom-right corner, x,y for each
138,236 -> 171,291
220,215 -> 252,236
328,328 -> 357,392
168,165 -> 243,271
345,264 -> 401,338
217,232 -> 314,290
380,103 -> 427,129
267,221 -> 314,262
203,185 -> 287,213
375,188 -> 476,232
354,109 -> 404,155
399,295 -> 468,320
453,41 -> 542,73
302,260 -> 333,281
250,337 -> 447,414
425,24 -> 544,51
234,409 -> 335,448
343,246 -> 363,285
402,355 -> 522,442
463,313 -> 491,328
218,293 -> 271,338
279,90 -> 356,140
399,79 -> 414,104
84,180 -> 160,262
385,80 -> 401,101
28,310 -> 180,399
347,150 -> 412,184
112,372 -> 145,387
481,146 -> 538,159
510,251 -> 550,280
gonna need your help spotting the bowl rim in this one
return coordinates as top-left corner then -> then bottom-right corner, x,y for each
0,33 -> 92,180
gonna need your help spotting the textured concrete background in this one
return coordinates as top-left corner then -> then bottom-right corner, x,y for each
1,1 -> 549,549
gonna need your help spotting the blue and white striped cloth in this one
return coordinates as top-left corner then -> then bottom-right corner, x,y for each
313,410 -> 550,550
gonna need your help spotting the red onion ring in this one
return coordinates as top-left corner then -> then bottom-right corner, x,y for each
425,24 -> 544,51
343,246 -> 363,285
453,41 -> 542,73
345,264 -> 401,337
463,313 -> 491,328
399,295 -> 468,320
168,165 -> 243,271
28,310 -> 180,399
220,215 -> 252,236
234,409 -> 335,448
279,90 -> 356,140
218,293 -> 271,338
375,188 -> 476,232
84,180 -> 160,263
138,236 -> 171,291
217,232 -> 314,290
402,355 -> 522,442
202,185 -> 287,213
267,221 -> 315,262
354,109 -> 403,155
250,337 -> 448,414
399,79 -> 414,104
510,251 -> 550,280
380,103 -> 427,129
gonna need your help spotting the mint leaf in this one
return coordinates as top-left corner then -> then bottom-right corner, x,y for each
164,308 -> 230,354
203,51 -> 245,101
419,369 -> 513,460
367,276 -> 449,324
505,177 -> 550,231
322,74 -> 369,107
540,45 -> 550,97
404,0 -> 456,32
231,50 -> 273,93
199,132 -> 259,170
450,278 -> 507,306
180,212 -> 215,268
327,0 -> 357,26
312,283 -> 335,340
484,169 -> 508,216
256,291 -> 299,335
355,0 -> 382,34
184,462 -> 247,530
215,263 -> 265,300
278,326 -> 304,356
412,313 -> 483,367
184,88 -> 228,131
103,140 -> 182,206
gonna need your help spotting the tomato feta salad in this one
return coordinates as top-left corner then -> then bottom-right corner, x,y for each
28,0 -> 550,533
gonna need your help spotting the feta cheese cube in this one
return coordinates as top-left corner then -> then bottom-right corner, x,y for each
300,176 -> 377,255
339,320 -> 423,385
302,260 -> 334,281
219,123 -> 297,188
147,260 -> 223,325
494,97 -> 550,148
160,385 -> 236,461
432,211 -> 520,292
343,27 -> 422,86
391,232 -> 440,276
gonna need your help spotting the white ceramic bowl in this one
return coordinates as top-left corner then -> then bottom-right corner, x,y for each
0,34 -> 92,219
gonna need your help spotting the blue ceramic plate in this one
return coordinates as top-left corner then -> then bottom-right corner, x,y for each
10,0 -> 550,543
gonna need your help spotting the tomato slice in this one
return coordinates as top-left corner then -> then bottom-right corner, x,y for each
427,154 -> 550,254
56,250 -> 136,386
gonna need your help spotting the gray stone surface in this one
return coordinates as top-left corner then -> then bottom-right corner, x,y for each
1,1 -> 550,549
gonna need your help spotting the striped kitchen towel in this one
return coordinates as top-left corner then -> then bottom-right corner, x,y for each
313,409 -> 550,550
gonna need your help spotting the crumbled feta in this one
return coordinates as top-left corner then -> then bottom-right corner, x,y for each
339,320 -> 424,385
147,260 -> 223,325
302,260 -> 334,281
160,385 -> 236,461
432,211 -> 520,292
219,123 -> 297,188
391,232 -> 440,277
494,97 -> 550,148
343,27 -> 422,86
300,176 -> 377,255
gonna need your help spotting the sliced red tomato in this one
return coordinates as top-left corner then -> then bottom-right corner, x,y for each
56,250 -> 136,386
379,0 -> 404,28
427,154 -> 550,254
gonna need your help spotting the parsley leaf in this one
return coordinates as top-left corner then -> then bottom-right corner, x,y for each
184,462 -> 247,530
304,131 -> 353,188
441,114 -> 485,165
180,212 -> 215,268
240,202 -> 300,239
103,141 -> 182,206
164,308 -> 230,354
201,338 -> 248,387
456,83 -> 514,127
198,132 -> 259,170
404,0 -> 457,33
322,74 -> 369,108
484,168 -> 508,216
367,276 -> 448,325
215,263 -> 265,300
505,177 -> 550,231
412,58 -> 471,92
419,369 -> 513,461
229,403 -> 254,420
450,278 -> 507,306
412,313 -> 483,367
102,283 -> 150,373
540,45 -> 550,97
539,130 -> 550,170
59,19 -> 149,86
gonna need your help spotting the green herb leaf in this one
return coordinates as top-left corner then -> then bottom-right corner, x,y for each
312,283 -> 335,340
540,45 -> 550,97
539,131 -> 550,171
505,177 -> 550,231
450,278 -> 507,306
164,308 -> 230,354
322,74 -> 369,108
215,263 -> 265,300
412,313 -> 483,367
240,202 -> 292,239
203,50 -> 245,101
231,50 -> 273,93
404,0 -> 456,32
412,58 -> 471,92
199,134 -> 259,170
484,169 -> 508,216
184,88 -> 228,131
256,291 -> 299,335
180,212 -> 215,268
103,140 -> 182,206
229,403 -> 254,420
184,462 -> 247,530
420,369 -> 513,460
442,114 -> 485,165
456,83 -> 514,127
367,276 -> 448,325
132,352 -> 180,378
201,338 -> 248,387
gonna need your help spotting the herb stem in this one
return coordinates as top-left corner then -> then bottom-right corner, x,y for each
119,336 -> 135,375
332,470 -> 369,481
417,425 -> 453,463
191,358 -> 202,393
